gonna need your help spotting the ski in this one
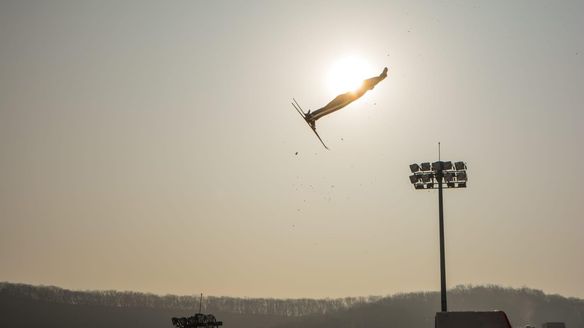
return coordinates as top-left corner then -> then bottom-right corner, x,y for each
291,99 -> 329,150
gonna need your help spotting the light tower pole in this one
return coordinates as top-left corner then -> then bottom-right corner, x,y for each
409,153 -> 468,313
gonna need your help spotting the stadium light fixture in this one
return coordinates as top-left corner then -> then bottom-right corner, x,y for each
456,171 -> 467,181
421,162 -> 431,171
409,175 -> 419,184
410,163 -> 420,173
408,143 -> 468,313
454,161 -> 466,171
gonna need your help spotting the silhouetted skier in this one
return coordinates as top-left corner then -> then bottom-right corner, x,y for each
291,66 -> 388,149
305,67 -> 388,129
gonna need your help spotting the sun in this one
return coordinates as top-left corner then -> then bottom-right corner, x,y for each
326,56 -> 374,96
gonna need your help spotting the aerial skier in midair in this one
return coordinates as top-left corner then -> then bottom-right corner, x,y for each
292,67 -> 388,149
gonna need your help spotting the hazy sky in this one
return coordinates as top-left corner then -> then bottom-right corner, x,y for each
1,1 -> 583,300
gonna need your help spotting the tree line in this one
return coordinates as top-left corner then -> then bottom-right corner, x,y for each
0,282 -> 379,316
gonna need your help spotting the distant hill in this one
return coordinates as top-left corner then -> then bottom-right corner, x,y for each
0,282 -> 374,328
274,286 -> 584,328
1,282 -> 583,328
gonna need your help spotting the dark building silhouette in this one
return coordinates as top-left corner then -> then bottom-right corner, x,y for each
435,311 -> 512,328
542,322 -> 566,328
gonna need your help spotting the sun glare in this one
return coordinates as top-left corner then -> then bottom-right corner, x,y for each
326,56 -> 374,96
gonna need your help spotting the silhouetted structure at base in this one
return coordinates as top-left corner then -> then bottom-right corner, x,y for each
542,323 -> 566,328
435,311 -> 512,328
171,313 -> 223,328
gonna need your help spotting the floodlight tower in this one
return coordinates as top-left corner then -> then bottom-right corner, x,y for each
408,149 -> 468,313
